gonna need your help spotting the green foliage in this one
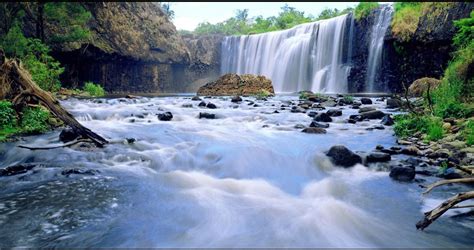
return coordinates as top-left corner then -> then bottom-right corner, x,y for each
299,92 -> 310,100
354,2 -> 379,21
343,95 -> 354,103
1,24 -> 64,92
453,11 -> 474,49
393,114 -> 428,138
391,2 -> 422,42
44,2 -> 92,44
426,117 -> 444,141
438,161 -> 448,175
20,106 -> 51,135
256,89 -> 271,99
194,4 -> 353,36
464,120 -> 474,146
0,101 -> 17,130
83,82 -> 105,97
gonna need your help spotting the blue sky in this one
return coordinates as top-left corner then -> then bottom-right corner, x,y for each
170,2 -> 361,31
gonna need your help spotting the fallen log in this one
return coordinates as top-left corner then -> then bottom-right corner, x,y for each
0,50 -> 108,147
18,139 -> 92,150
416,191 -> 474,230
421,177 -> 474,195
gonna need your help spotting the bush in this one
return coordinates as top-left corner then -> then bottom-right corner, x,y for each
393,114 -> 428,138
343,95 -> 354,103
464,120 -> 474,146
453,11 -> 474,49
426,117 -> 444,141
354,2 -> 379,21
0,101 -> 18,129
20,107 -> 51,134
256,89 -> 271,99
83,82 -> 105,97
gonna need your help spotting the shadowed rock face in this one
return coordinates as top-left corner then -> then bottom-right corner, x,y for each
197,73 -> 274,96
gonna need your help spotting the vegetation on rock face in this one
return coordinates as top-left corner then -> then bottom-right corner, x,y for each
354,2 -> 379,21
394,11 -> 474,145
83,81 -> 106,97
391,2 -> 453,42
193,4 -> 354,36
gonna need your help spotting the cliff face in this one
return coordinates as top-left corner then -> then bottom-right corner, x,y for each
349,2 -> 474,93
49,2 -> 194,93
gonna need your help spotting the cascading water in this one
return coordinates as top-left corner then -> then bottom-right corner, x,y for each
221,14 -> 352,93
365,5 -> 393,92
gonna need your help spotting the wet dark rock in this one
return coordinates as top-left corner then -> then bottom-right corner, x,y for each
291,106 -> 305,113
358,107 -> 376,113
351,104 -> 361,109
231,96 -> 243,103
386,98 -> 402,109
360,110 -> 385,120
347,118 -> 357,124
59,127 -> 80,143
302,127 -> 327,134
381,148 -> 399,155
199,112 -> 216,119
307,111 -> 318,118
437,168 -> 463,179
381,114 -> 394,126
206,102 -> 218,109
61,168 -> 100,176
136,114 -> 145,119
367,152 -> 391,163
198,101 -> 207,107
308,95 -> 326,103
326,145 -> 362,167
313,113 -> 332,122
273,110 -> 280,113
326,109 -> 342,117
0,164 -> 38,176
349,114 -> 362,121
401,146 -> 421,156
126,138 -> 136,144
294,124 -> 306,129
182,103 -> 193,108
158,112 -> 173,121
367,125 -> 385,130
262,125 -> 270,128
389,166 -> 415,181
376,145 -> 384,150
360,98 -> 372,104
253,104 -> 260,107
191,96 -> 202,101
310,121 -> 330,128
404,157 -> 422,166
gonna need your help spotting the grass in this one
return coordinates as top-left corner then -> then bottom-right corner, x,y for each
83,82 -> 105,97
465,120 -> 474,146
256,89 -> 271,99
343,95 -> 354,103
354,2 -> 379,21
426,117 -> 444,141
393,114 -> 428,138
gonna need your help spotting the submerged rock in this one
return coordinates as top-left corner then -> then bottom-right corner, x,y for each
360,110 -> 385,120
231,96 -> 243,103
367,152 -> 391,163
386,98 -> 402,109
59,127 -> 80,143
326,109 -> 342,117
197,73 -> 274,96
326,145 -> 362,167
381,114 -> 394,126
191,96 -> 202,101
390,166 -> 415,181
309,121 -> 330,128
0,164 -> 38,176
199,112 -> 216,119
61,168 -> 100,176
302,127 -> 327,134
360,98 -> 372,104
158,112 -> 173,121
313,113 -> 332,122
358,106 -> 376,113
206,102 -> 218,109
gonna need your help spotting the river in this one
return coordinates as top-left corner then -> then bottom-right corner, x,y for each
0,95 -> 473,247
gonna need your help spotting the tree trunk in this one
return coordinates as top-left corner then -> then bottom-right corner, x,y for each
0,50 -> 108,147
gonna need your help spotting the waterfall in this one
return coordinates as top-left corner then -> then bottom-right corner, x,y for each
220,14 -> 352,93
365,5 -> 393,92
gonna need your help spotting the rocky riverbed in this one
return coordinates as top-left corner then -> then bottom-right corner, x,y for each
0,94 -> 473,247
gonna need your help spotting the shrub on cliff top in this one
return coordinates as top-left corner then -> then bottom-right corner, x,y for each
354,2 -> 379,21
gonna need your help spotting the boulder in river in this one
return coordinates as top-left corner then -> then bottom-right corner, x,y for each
0,164 -> 38,176
389,166 -> 415,181
360,110 -> 385,120
198,101 -> 207,107
358,106 -> 376,113
360,98 -> 372,104
59,127 -> 80,143
309,121 -> 330,128
386,98 -> 402,109
314,113 -> 333,122
302,127 -> 327,134
197,73 -> 275,96
158,112 -> 173,121
191,96 -> 202,101
326,109 -> 342,117
366,152 -> 391,163
199,112 -> 216,119
206,102 -> 218,109
381,114 -> 394,126
326,145 -> 362,167
231,96 -> 243,103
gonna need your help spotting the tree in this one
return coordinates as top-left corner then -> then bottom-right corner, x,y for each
235,9 -> 249,22
158,2 -> 175,20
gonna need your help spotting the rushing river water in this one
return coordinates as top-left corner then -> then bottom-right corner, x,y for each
0,95 -> 473,247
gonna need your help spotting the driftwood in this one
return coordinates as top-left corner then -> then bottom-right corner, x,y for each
0,50 -> 108,147
416,191 -> 474,230
421,177 -> 474,195
417,177 -> 474,230
18,139 -> 92,150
